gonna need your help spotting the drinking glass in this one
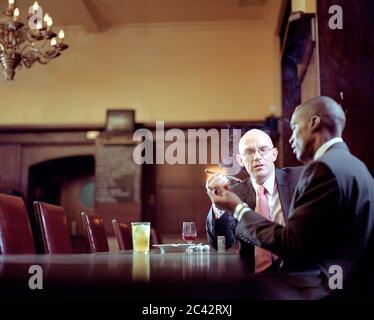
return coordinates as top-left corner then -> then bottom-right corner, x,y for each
131,222 -> 151,253
182,222 -> 197,244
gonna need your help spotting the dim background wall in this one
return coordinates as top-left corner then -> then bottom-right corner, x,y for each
0,22 -> 281,124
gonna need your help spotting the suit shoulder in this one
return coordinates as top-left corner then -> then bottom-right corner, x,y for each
303,161 -> 334,176
281,165 -> 304,172
299,162 -> 340,192
278,166 -> 304,177
317,150 -> 373,185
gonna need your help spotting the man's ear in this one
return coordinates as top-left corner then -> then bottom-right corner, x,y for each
310,115 -> 321,132
236,154 -> 244,167
271,147 -> 278,162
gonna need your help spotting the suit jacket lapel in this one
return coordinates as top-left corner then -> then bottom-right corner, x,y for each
275,169 -> 293,223
230,178 -> 256,210
243,178 -> 256,209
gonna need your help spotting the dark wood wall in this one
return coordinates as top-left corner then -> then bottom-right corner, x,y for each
0,120 -> 275,241
0,127 -> 97,252
146,121 -> 278,236
281,0 -> 374,175
317,0 -> 374,175
280,9 -> 314,167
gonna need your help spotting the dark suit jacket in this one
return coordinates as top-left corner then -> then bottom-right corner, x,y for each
206,166 -> 304,267
236,143 -> 374,298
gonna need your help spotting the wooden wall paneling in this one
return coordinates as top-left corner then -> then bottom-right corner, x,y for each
281,1 -> 374,175
317,0 -> 374,104
301,47 -> 319,102
0,144 -> 22,192
317,0 -> 374,175
281,59 -> 301,167
156,155 -> 197,235
0,132 -> 93,145
281,12 -> 316,167
141,162 -> 156,228
157,187 -> 196,235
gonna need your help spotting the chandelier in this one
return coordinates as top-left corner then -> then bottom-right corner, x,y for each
0,0 -> 68,80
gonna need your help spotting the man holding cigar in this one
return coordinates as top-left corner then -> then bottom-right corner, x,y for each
206,128 -> 303,273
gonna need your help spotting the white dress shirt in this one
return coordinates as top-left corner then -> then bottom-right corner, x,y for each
314,137 -> 343,160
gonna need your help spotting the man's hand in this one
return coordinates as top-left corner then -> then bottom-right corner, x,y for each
205,174 -> 230,203
206,185 -> 243,213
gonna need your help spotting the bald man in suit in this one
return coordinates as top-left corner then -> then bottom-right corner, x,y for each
206,129 -> 303,272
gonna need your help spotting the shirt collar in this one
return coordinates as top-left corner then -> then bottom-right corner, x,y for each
251,169 -> 276,196
314,137 -> 343,160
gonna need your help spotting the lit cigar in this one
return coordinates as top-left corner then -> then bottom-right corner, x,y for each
205,169 -> 242,182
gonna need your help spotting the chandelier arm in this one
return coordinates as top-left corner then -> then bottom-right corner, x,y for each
40,38 -> 49,49
20,42 -> 31,55
24,31 -> 38,43
24,33 -> 33,43
0,28 -> 4,43
41,48 -> 60,60
37,56 -> 51,65
24,32 -> 53,55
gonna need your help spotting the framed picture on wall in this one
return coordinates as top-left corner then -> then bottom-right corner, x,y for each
105,109 -> 135,132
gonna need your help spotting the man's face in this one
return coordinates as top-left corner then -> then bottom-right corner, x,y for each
236,132 -> 278,183
289,108 -> 314,162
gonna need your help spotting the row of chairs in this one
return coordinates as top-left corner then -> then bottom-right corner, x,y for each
0,193 -> 159,254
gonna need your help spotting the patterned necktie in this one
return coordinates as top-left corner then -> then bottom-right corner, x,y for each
254,185 -> 273,273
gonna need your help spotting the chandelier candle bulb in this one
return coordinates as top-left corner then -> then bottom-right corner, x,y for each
58,30 -> 64,42
43,13 -> 50,28
50,37 -> 57,47
46,17 -> 53,31
32,1 -> 39,12
8,0 -> 15,9
13,7 -> 19,21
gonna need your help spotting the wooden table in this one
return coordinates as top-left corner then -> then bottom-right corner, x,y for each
0,250 -> 255,300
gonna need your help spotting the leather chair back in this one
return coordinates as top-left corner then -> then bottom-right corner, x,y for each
0,193 -> 35,254
112,219 -> 132,250
81,212 -> 109,253
33,201 -> 73,254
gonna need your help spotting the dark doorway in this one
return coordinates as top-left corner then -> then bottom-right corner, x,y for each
28,155 -> 95,252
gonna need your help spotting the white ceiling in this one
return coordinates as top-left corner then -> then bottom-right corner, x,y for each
1,0 -> 283,32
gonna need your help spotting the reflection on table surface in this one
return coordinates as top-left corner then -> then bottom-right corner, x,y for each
0,250 -> 253,300
0,250 -> 249,281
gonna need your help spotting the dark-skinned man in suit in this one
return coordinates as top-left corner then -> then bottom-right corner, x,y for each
208,96 -> 374,299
